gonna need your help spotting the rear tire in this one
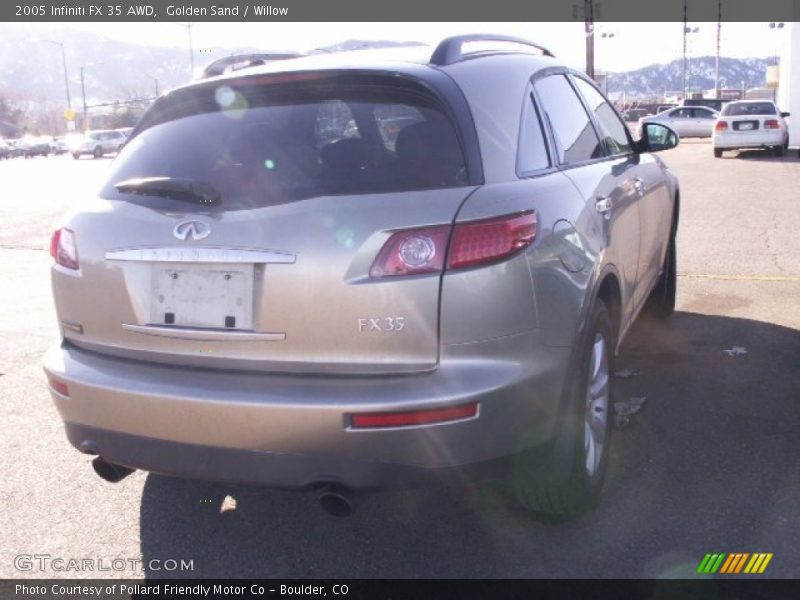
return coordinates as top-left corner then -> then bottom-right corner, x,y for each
93,146 -> 103,159
713,148 -> 723,158
646,231 -> 677,318
72,153 -> 80,160
513,300 -> 614,517
773,145 -> 784,157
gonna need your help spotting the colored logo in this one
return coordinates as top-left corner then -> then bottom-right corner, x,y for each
697,553 -> 773,574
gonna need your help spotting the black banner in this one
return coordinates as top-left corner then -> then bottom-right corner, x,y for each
3,579 -> 800,600
3,0 -> 800,22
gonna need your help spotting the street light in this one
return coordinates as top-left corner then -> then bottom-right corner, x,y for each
598,32 -> 615,95
175,23 -> 195,76
769,22 -> 785,66
683,26 -> 700,100
80,61 -> 105,130
41,40 -> 71,110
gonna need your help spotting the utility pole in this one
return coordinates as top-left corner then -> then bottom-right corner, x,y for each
715,0 -> 722,99
80,66 -> 87,130
585,0 -> 595,79
187,23 -> 194,73
176,23 -> 195,76
682,0 -> 688,101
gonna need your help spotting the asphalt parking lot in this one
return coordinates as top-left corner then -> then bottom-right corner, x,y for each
1,141 -> 799,579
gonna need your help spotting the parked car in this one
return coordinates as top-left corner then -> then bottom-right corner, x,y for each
51,136 -> 70,155
683,98 -> 727,113
20,136 -> 50,157
712,100 -> 790,157
639,106 -> 719,138
44,35 -> 680,517
70,129 -> 127,159
6,139 -> 26,158
620,108 -> 651,122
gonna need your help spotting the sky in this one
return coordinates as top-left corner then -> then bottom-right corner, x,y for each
53,21 -> 792,72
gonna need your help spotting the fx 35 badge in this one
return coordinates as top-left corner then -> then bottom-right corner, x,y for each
358,317 -> 406,333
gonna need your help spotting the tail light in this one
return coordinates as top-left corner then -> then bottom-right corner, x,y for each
50,228 -> 79,270
764,119 -> 780,129
369,212 -> 537,278
715,121 -> 728,131
369,226 -> 450,278
448,212 -> 537,270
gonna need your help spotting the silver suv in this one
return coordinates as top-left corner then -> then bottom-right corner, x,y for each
44,36 -> 680,516
71,129 -> 127,159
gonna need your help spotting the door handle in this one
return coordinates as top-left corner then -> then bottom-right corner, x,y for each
595,196 -> 613,214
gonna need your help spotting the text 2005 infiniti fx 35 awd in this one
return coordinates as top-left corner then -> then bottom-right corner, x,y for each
44,36 -> 680,516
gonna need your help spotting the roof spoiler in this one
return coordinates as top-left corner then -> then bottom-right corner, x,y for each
430,34 -> 554,66
197,52 -> 304,79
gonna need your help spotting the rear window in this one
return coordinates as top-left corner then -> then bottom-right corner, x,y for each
102,74 -> 468,210
721,102 -> 777,117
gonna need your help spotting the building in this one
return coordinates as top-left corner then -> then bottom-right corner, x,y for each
777,15 -> 800,148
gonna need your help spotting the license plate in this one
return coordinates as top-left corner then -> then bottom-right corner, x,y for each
151,264 -> 254,329
738,122 -> 754,130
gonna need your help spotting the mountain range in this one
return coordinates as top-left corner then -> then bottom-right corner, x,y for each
607,55 -> 773,97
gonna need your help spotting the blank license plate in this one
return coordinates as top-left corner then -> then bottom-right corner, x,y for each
737,122 -> 755,130
151,264 -> 254,329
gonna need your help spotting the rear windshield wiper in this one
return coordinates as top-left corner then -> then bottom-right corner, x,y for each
114,177 -> 221,206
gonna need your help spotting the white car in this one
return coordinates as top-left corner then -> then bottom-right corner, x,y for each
712,100 -> 790,157
638,106 -> 719,138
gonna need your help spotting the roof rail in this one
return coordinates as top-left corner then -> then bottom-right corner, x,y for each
198,52 -> 304,79
430,34 -> 554,66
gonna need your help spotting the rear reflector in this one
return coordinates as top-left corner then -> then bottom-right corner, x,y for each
764,119 -> 780,129
448,212 -> 537,270
715,121 -> 728,131
351,402 -> 478,428
50,228 -> 79,270
48,378 -> 70,397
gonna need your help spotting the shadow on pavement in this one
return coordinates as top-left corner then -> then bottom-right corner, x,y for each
139,311 -> 800,578
723,149 -> 796,161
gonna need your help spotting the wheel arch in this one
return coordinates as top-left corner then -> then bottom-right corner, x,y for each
594,269 -> 623,350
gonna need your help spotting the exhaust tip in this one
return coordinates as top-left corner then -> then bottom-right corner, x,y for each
317,484 -> 354,517
92,457 -> 135,483
78,440 -> 100,455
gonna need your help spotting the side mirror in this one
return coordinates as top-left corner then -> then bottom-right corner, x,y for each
781,112 -> 790,118
638,122 -> 679,153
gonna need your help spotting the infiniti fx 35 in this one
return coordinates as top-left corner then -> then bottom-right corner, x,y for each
44,35 -> 680,516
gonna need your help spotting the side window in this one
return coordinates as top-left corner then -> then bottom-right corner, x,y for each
571,77 -> 632,156
534,74 -> 603,165
314,100 -> 360,149
670,108 -> 692,118
694,108 -> 715,119
517,92 -> 550,174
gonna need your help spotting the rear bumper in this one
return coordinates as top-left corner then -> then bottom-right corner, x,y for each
713,130 -> 786,149
43,332 -> 571,489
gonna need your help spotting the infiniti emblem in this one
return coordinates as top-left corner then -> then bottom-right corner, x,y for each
173,220 -> 211,241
